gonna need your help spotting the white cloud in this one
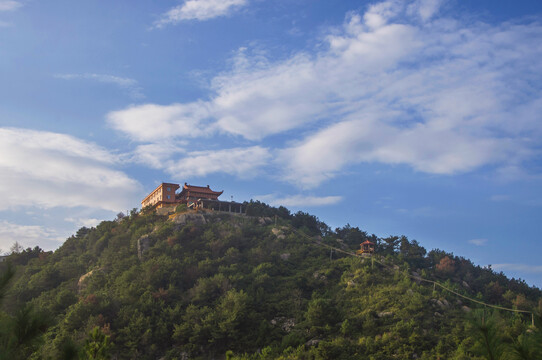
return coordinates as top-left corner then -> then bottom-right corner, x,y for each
130,142 -> 186,169
167,146 -> 271,178
55,73 -> 144,99
255,194 -> 343,207
468,238 -> 488,246
64,217 -> 102,228
112,0 -> 542,187
492,263 -> 542,274
155,0 -> 248,27
107,103 -> 211,142
407,0 -> 444,21
0,128 -> 142,212
0,220 -> 65,252
0,0 -> 21,12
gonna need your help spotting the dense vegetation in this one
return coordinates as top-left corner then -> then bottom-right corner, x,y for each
1,201 -> 541,359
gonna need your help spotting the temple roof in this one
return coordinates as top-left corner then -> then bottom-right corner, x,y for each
180,183 -> 224,196
361,240 -> 375,245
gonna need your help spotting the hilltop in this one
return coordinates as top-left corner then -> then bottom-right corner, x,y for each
0,201 -> 541,359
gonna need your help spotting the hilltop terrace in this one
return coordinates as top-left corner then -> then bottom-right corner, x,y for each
141,182 -> 244,214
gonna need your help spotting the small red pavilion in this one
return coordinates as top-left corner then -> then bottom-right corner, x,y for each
357,240 -> 375,255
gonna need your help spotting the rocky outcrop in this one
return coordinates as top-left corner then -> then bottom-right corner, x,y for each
137,235 -> 152,260
258,217 -> 273,225
271,317 -> 296,332
171,213 -> 207,226
271,228 -> 286,239
377,311 -> 393,318
78,268 -> 102,292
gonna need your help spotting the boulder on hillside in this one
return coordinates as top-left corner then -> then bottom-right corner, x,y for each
171,213 -> 207,226
137,235 -> 152,260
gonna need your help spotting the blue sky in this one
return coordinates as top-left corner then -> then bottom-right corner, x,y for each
1,0 -> 542,287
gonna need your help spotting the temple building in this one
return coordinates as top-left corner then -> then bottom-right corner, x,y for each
141,183 -> 180,209
177,183 -> 223,205
141,182 -> 244,214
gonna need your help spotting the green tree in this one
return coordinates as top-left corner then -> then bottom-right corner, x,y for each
84,327 -> 112,360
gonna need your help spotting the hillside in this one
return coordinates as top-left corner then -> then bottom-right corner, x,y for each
1,202 -> 541,360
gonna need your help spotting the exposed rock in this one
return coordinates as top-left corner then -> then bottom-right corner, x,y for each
411,271 -> 420,277
272,227 -> 286,239
347,280 -> 356,287
462,280 -> 470,289
280,253 -> 290,260
462,306 -> 471,313
377,311 -> 393,318
137,235 -> 151,260
172,213 -> 207,226
258,217 -> 273,225
305,339 -> 321,347
156,206 -> 175,216
78,269 -> 96,291
441,299 -> 450,308
313,271 -> 326,281
270,317 -> 296,332
434,312 -> 442,317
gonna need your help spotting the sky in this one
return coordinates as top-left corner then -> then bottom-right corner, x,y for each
1,0 -> 542,287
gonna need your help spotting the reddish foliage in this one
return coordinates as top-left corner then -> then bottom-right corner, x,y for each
435,256 -> 456,274
38,252 -> 50,261
152,287 -> 168,300
486,281 -> 504,302
167,236 -> 176,247
83,294 -> 98,305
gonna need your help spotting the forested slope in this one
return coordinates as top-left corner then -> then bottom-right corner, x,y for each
1,202 -> 541,359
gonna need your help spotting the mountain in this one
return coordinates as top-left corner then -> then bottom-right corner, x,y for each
1,202 -> 541,359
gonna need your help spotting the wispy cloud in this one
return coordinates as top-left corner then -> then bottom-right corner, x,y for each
64,217 -> 102,228
55,73 -> 144,99
155,0 -> 248,27
130,142 -> 186,169
468,238 -> 488,246
167,146 -> 271,178
493,263 -> 542,274
112,0 -> 542,187
0,220 -> 65,252
256,194 -> 343,207
0,128 -> 142,212
0,0 -> 22,12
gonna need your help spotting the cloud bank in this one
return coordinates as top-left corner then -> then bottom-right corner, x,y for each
0,128 -> 142,212
0,220 -> 65,252
113,0 -> 542,187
